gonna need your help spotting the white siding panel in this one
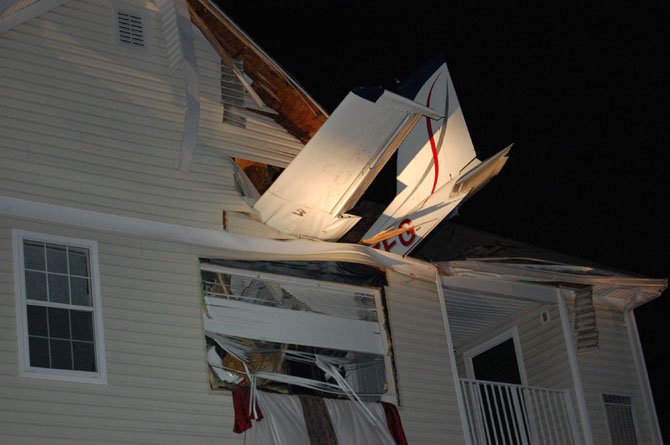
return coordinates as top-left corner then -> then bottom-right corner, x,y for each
0,215 -> 245,444
0,0 -> 245,229
454,304 -> 584,439
455,305 -> 572,389
384,270 -> 466,444
224,211 -> 295,239
578,305 -> 654,445
0,0 -> 304,232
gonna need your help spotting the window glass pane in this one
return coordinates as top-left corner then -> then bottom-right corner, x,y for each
29,337 -> 50,368
68,247 -> 89,277
50,339 -> 73,370
73,341 -> 96,372
23,241 -> 45,271
70,311 -> 94,342
70,277 -> 91,307
27,305 -> 48,337
20,236 -> 100,376
46,244 -> 68,274
25,271 -> 47,301
48,273 -> 70,304
48,308 -> 71,340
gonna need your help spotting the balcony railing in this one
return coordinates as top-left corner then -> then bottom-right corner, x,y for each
459,378 -> 582,445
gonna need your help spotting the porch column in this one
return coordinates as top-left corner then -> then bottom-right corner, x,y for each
556,287 -> 594,445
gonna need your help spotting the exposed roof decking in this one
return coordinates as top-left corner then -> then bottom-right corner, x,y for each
187,0 -> 327,144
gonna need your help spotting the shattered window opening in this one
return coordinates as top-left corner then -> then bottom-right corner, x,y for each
206,334 -> 387,400
200,264 -> 395,403
201,267 -> 379,322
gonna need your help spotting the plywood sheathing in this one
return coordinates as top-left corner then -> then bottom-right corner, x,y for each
187,0 -> 327,143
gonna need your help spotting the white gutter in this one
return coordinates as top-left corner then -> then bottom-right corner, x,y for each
446,260 -> 667,289
0,195 -> 435,280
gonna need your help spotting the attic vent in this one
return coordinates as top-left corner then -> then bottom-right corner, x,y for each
221,59 -> 247,128
116,10 -> 144,47
574,286 -> 599,353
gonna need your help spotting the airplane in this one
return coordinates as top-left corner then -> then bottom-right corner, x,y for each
251,55 -> 510,255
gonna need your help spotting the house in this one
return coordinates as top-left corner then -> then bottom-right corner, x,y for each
0,1 -> 665,444
415,222 -> 667,444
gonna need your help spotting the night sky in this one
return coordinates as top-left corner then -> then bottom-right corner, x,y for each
216,1 -> 669,437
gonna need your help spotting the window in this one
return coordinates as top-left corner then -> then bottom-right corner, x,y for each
200,262 -> 397,403
603,394 -> 639,445
114,5 -> 145,48
14,230 -> 106,383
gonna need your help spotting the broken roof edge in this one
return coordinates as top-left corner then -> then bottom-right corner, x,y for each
439,258 -> 668,306
0,195 -> 436,281
413,221 -> 646,276
188,0 -> 328,142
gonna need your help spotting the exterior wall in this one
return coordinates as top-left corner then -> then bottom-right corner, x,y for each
384,270 -> 466,444
0,0 -> 302,230
453,299 -> 659,444
578,303 -> 655,445
0,214 -> 463,444
0,214 -> 245,444
454,304 -> 572,391
453,303 -> 586,440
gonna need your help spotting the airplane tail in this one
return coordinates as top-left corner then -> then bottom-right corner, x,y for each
363,56 -> 510,255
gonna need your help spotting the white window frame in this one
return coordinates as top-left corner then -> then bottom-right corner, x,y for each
13,230 -> 107,384
463,326 -> 528,386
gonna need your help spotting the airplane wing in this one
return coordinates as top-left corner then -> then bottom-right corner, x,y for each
362,57 -> 511,255
252,87 -> 442,240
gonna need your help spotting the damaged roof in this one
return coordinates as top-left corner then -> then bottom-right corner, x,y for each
187,0 -> 328,143
413,221 -> 636,274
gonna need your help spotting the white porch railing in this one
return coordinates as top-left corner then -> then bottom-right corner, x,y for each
459,379 -> 582,445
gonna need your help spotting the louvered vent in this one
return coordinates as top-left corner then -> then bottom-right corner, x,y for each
603,394 -> 638,445
117,10 -> 145,48
574,286 -> 599,353
221,59 -> 247,128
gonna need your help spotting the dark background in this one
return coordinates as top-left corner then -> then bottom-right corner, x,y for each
216,1 -> 669,437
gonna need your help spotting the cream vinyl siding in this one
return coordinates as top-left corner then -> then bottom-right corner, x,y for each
0,0 -> 303,230
384,271 -> 466,444
223,211 -> 295,239
578,304 -> 653,445
455,304 -> 572,390
454,304 -> 585,438
0,216 -> 245,444
194,19 -> 305,167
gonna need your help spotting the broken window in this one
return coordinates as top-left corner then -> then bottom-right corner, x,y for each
200,262 -> 396,403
